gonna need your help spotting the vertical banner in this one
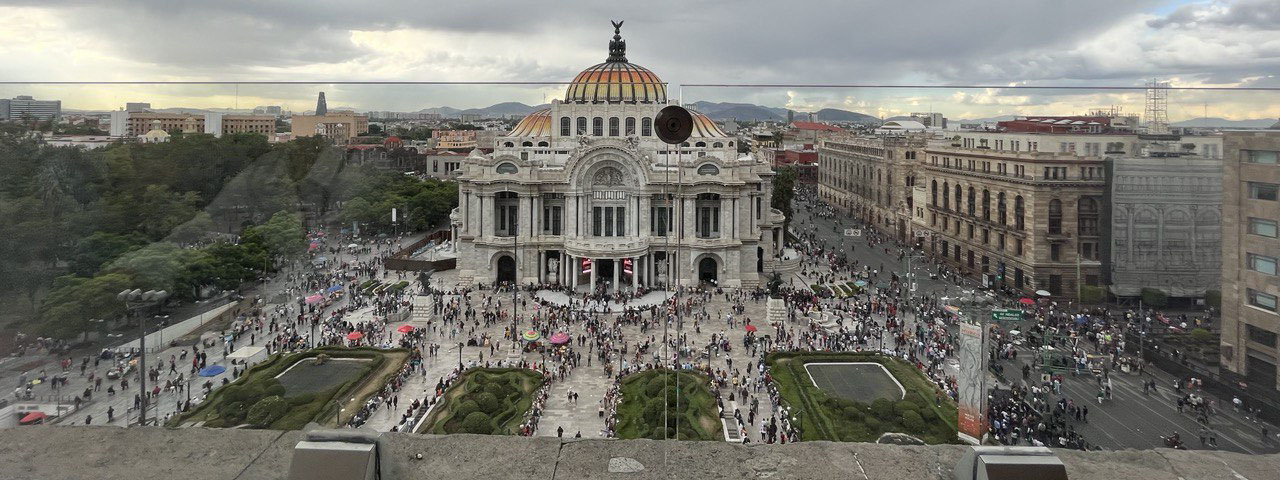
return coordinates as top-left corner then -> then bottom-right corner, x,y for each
957,321 -> 988,444
391,208 -> 398,223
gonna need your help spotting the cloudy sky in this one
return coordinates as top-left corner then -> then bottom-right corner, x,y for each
2,0 -> 1279,120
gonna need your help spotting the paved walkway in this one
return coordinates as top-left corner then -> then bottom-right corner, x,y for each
533,290 -> 672,311
536,370 -> 614,438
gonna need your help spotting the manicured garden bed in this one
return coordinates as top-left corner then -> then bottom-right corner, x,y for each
615,369 -> 721,441
767,352 -> 959,444
171,346 -> 408,430
419,368 -> 545,435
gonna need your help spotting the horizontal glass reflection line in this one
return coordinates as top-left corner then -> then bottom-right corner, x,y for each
0,81 -> 1277,91
681,83 -> 1280,91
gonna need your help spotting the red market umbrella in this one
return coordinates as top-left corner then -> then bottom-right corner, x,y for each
548,332 -> 570,345
1019,297 -> 1035,305
305,294 -> 324,304
346,331 -> 365,341
745,324 -> 758,333
397,324 -> 415,334
19,411 -> 47,425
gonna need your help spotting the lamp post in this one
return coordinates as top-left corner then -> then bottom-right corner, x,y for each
117,288 -> 169,427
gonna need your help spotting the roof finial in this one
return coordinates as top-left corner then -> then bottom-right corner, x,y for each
607,20 -> 627,62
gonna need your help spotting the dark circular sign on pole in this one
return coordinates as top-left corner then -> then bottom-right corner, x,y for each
654,105 -> 693,145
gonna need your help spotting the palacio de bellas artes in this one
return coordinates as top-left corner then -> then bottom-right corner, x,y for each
450,23 -> 784,291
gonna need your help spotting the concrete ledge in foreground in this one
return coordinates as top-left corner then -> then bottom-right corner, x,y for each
0,427 -> 1276,480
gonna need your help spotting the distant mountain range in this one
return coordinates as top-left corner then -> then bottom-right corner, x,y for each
1170,117 -> 1279,128
416,102 -> 549,118
812,108 -> 879,123
685,101 -> 879,124
686,101 -> 789,121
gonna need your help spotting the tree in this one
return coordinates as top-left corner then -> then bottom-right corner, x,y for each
771,166 -> 797,238
102,242 -> 188,292
247,211 -> 306,260
167,211 -> 216,245
1140,288 -> 1168,308
39,272 -> 134,339
68,231 -> 148,277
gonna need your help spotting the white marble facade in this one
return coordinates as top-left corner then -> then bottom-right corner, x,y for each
449,25 -> 784,291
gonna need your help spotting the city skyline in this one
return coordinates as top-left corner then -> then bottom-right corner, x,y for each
2,1 -> 1279,120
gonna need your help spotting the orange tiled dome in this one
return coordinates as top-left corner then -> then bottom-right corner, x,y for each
564,22 -> 667,104
508,108 -> 551,136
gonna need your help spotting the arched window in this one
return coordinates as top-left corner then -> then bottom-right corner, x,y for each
955,184 -> 963,214
712,142 -> 724,148
697,163 -> 720,175
1048,199 -> 1063,234
641,117 -> 652,136
521,141 -> 533,147
503,141 -> 514,147
609,117 -> 619,136
576,117 -> 587,135
942,182 -> 950,210
728,141 -> 734,147
536,141 -> 548,147
695,141 -> 707,147
496,162 -> 518,174
625,117 -> 636,135
1015,195 -> 1025,230
997,192 -> 1007,225
982,189 -> 991,221
931,180 -> 938,206
967,187 -> 976,216
560,117 -> 570,136
592,117 -> 603,136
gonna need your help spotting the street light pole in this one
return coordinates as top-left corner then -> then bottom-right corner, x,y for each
118,288 -> 168,427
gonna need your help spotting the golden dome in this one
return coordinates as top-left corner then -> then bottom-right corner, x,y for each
564,22 -> 667,104
690,111 -> 728,138
508,108 -> 552,136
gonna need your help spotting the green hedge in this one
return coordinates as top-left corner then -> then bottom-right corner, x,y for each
766,352 -> 959,444
422,368 -> 545,435
173,346 -> 406,430
615,369 -> 721,441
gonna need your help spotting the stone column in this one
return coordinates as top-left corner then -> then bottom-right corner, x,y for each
632,256 -> 639,290
612,258 -> 621,294
538,250 -> 546,284
569,255 -> 576,290
589,258 -> 597,292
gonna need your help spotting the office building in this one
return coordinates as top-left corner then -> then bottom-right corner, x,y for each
1,95 -> 61,122
1221,131 -> 1280,391
108,110 -> 275,137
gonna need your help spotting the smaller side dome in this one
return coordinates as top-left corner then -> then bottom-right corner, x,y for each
509,108 -> 552,137
689,110 -> 728,138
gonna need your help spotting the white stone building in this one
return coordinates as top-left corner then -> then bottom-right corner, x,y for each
450,24 -> 784,291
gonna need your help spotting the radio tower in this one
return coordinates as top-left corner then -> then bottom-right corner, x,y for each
1143,79 -> 1170,134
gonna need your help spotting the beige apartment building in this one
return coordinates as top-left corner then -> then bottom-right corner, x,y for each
290,111 -> 369,143
818,134 -> 926,242
1221,131 -> 1280,391
108,111 -> 275,137
918,145 -> 1105,298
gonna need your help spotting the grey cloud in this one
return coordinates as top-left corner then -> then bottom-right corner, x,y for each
1148,0 -> 1280,29
8,0 -> 1280,104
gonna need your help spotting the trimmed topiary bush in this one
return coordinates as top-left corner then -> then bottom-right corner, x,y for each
901,410 -> 925,434
473,392 -> 500,414
461,411 -> 493,434
247,395 -> 289,428
219,401 -> 249,425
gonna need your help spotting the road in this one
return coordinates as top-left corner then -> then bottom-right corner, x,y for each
794,193 -> 1278,453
